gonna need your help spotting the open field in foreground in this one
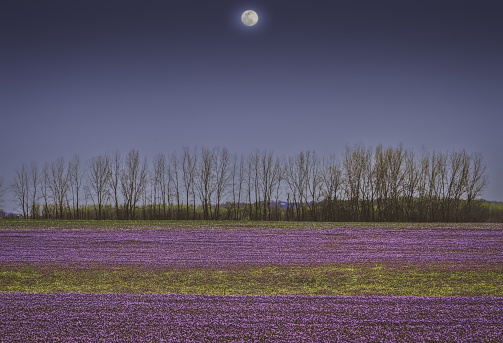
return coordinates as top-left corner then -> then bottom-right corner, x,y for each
1,293 -> 502,342
1,222 -> 502,341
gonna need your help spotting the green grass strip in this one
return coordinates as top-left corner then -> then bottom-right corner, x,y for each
1,264 -> 502,296
2,219 -> 502,230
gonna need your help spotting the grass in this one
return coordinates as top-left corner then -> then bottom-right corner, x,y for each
2,263 -> 502,296
1,219 -> 502,230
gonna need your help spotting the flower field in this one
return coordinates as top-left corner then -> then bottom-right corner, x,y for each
1,227 -> 502,266
1,223 -> 502,341
1,293 -> 502,342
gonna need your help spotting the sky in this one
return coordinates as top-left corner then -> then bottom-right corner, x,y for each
1,0 -> 502,212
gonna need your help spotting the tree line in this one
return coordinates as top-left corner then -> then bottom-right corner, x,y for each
6,144 -> 491,222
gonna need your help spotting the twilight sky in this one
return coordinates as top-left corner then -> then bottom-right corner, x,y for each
1,0 -> 502,211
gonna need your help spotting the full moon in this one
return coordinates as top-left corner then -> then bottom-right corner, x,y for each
241,10 -> 258,26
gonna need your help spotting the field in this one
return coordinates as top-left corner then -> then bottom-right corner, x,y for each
2,293 -> 502,342
1,220 -> 503,341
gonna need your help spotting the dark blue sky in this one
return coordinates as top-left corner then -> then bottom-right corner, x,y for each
1,0 -> 502,211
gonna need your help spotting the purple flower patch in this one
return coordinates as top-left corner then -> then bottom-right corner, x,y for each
1,227 -> 502,267
1,293 -> 502,342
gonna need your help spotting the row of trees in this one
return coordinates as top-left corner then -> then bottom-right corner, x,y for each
7,144 -> 490,222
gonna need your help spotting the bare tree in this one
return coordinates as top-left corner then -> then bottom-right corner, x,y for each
259,151 -> 282,221
284,156 -> 296,220
245,152 -> 256,220
152,153 -> 173,219
386,144 -> 406,221
214,147 -> 231,220
260,150 -> 274,221
29,163 -> 39,219
466,153 -> 487,200
304,151 -> 323,221
430,151 -> 448,221
182,147 -> 197,219
272,157 -> 284,221
196,147 -> 215,220
373,145 -> 388,221
40,163 -> 51,218
247,150 -> 263,220
68,155 -> 84,219
343,145 -> 367,221
121,149 -> 148,220
320,155 -> 342,221
230,153 -> 246,220
87,154 -> 111,220
49,157 -> 70,219
230,154 -> 239,220
416,149 -> 430,221
445,150 -> 470,221
465,152 -> 488,221
142,166 -> 151,220
11,164 -> 30,218
152,154 -> 163,218
402,149 -> 419,220
285,151 -> 309,220
109,151 -> 122,219
169,152 -> 180,219
355,147 -> 373,221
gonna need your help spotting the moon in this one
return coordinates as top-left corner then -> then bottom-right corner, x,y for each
241,10 -> 258,26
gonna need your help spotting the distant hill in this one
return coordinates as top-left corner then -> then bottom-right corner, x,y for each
270,201 -> 290,209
